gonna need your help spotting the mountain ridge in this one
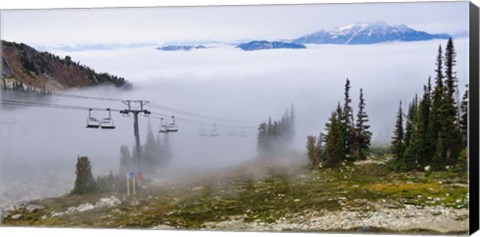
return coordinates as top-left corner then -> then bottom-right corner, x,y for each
1,40 -> 131,93
294,21 -> 451,45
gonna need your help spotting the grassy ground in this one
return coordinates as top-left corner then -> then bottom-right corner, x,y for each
1,155 -> 469,233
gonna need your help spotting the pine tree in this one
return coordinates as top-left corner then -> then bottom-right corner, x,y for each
343,78 -> 355,158
143,120 -> 158,175
460,85 -> 468,146
416,81 -> 432,167
402,96 -> 419,170
119,145 -> 131,176
306,136 -> 318,165
354,88 -> 372,160
442,38 -> 462,166
162,133 -> 172,165
71,156 -> 98,195
429,45 -> 447,170
316,133 -> 324,163
257,122 -> 268,155
324,103 -> 346,167
444,38 -> 457,101
391,101 -> 405,170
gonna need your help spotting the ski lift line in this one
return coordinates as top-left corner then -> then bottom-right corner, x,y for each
49,92 -> 125,102
148,109 -> 257,128
1,99 -> 122,112
149,111 -> 240,126
147,103 -> 257,125
38,91 -> 255,124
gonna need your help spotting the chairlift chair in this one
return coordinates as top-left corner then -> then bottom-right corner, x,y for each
159,118 -> 169,133
167,116 -> 178,132
86,108 -> 100,128
100,108 -> 116,129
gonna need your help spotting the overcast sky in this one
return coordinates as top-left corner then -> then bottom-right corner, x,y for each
1,1 -> 469,46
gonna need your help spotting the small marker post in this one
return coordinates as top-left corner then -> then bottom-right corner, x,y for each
133,178 -> 136,195
127,179 -> 130,197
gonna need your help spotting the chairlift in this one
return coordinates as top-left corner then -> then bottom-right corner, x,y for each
209,123 -> 219,137
159,118 -> 168,133
86,108 -> 100,129
167,116 -> 178,132
100,108 -> 116,129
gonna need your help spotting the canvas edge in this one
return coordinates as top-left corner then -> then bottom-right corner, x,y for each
469,1 -> 480,235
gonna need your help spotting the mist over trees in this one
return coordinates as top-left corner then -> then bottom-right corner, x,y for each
119,121 -> 172,176
306,79 -> 372,167
390,38 -> 466,172
256,105 -> 295,157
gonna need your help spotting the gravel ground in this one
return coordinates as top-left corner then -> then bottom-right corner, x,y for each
202,202 -> 468,233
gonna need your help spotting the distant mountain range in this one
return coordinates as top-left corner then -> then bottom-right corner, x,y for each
157,45 -> 207,51
294,21 -> 451,45
31,22 -> 456,53
236,41 -> 306,51
159,22 -> 453,51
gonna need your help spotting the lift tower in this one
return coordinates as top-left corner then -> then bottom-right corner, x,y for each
120,100 -> 151,173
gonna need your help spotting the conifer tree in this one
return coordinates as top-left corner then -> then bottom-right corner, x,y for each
343,78 -> 355,158
306,135 -> 318,165
316,133 -> 324,163
119,145 -> 131,176
71,156 -> 98,195
143,120 -> 158,174
460,85 -> 468,146
402,96 -> 419,170
416,81 -> 432,167
324,106 -> 345,167
391,101 -> 405,169
354,88 -> 372,160
442,38 -> 462,166
429,45 -> 446,169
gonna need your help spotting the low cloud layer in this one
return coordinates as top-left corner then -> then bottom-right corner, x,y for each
1,38 -> 469,207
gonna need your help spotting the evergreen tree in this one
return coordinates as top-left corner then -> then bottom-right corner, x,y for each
324,103 -> 346,167
256,106 -> 296,156
391,101 -> 405,169
343,78 -> 355,158
402,96 -> 419,170
429,45 -> 447,170
306,135 -> 318,165
442,38 -> 462,166
354,88 -> 372,160
316,133 -> 324,163
119,145 -> 131,176
71,156 -> 98,195
161,133 -> 173,165
416,81 -> 432,167
257,122 -> 268,155
460,85 -> 468,146
143,120 -> 158,175
444,38 -> 457,101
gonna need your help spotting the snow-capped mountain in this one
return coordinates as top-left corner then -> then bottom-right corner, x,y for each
294,21 -> 451,45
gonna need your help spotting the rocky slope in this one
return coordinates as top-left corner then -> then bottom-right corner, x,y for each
1,40 -> 131,93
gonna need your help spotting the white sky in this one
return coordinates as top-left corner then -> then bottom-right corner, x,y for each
0,1 -> 470,46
